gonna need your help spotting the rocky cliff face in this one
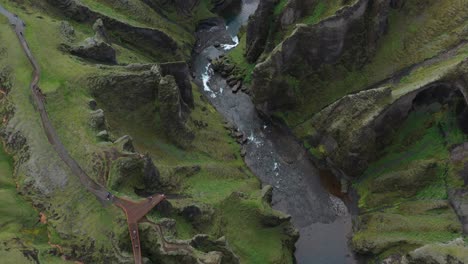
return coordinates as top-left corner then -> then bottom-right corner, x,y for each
158,75 -> 195,148
68,19 -> 117,64
142,0 -> 200,15
251,0 -> 381,113
245,0 -> 277,63
47,0 -> 181,60
160,62 -> 195,109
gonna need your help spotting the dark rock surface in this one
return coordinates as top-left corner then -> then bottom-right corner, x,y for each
190,234 -> 240,264
142,0 -> 199,16
70,38 -> 116,64
142,154 -> 162,193
89,108 -> 107,130
449,143 -> 468,234
250,0 -> 392,113
245,0 -> 277,63
69,19 -> 117,63
88,65 -> 161,111
194,17 -> 235,53
160,61 -> 194,109
158,75 -> 195,148
211,0 -> 242,14
114,135 -> 135,153
309,70 -> 468,177
47,0 -> 180,59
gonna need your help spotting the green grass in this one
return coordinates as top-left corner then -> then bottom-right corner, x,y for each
0,145 -> 72,263
0,1 -> 294,262
276,0 -> 468,128
274,0 -> 289,16
227,31 -> 256,84
79,0 -> 193,44
213,193 -> 294,264
351,105 -> 466,259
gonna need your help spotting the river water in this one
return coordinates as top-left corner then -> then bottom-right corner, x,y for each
192,1 -> 357,263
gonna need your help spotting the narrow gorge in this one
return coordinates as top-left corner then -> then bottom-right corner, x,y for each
0,0 -> 467,264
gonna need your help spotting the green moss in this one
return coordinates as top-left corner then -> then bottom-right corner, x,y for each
279,0 -> 468,128
274,0 -> 289,16
213,193 -> 294,264
0,145 -> 71,263
227,30 -> 256,84
0,1 -> 293,262
352,104 -> 466,259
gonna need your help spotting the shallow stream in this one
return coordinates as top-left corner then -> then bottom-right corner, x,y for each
191,1 -> 357,263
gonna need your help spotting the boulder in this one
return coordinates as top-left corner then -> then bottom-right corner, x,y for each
59,21 -> 75,41
179,204 -> 214,226
250,0 -> 390,113
88,99 -> 97,110
108,156 -> 144,190
260,211 -> 291,227
96,130 -> 109,141
114,135 -> 135,153
261,185 -> 273,204
142,154 -> 162,193
92,18 -> 110,43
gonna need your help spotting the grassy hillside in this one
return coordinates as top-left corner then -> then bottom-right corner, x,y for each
0,0 -> 294,262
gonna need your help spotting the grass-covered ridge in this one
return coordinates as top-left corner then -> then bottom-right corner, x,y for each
0,0 -> 295,262
352,104 -> 467,260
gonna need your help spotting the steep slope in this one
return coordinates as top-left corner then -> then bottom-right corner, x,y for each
0,0 -> 295,263
227,0 -> 468,262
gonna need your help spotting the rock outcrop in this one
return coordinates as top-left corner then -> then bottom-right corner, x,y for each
160,61 -> 194,109
158,75 -> 195,148
245,0 -> 277,63
89,108 -> 107,130
47,0 -> 180,59
69,19 -> 116,64
309,76 -> 467,177
211,0 -> 242,14
250,0 -> 393,113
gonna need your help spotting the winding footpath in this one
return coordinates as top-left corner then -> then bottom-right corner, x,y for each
0,5 -> 164,264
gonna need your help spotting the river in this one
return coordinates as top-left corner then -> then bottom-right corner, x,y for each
191,1 -> 357,263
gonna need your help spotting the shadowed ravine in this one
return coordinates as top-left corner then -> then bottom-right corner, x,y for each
192,1 -> 357,263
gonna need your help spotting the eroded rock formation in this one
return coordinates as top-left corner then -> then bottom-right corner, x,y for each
159,75 -> 195,148
251,0 -> 393,113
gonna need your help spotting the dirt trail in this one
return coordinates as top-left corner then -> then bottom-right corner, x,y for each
0,5 -> 164,264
